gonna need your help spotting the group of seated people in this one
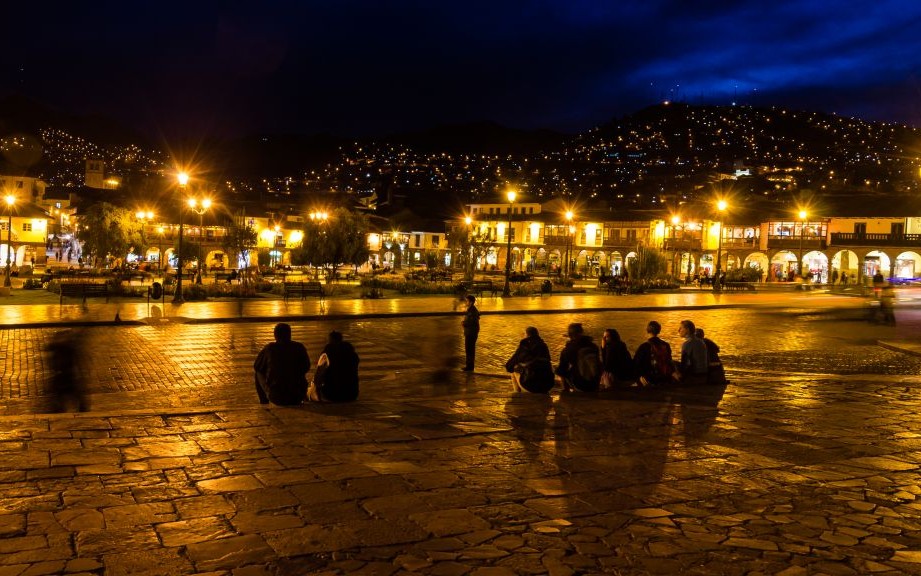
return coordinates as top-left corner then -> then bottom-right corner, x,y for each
254,323 -> 360,406
505,320 -> 727,394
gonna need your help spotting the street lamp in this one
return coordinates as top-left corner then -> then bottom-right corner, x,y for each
464,215 -> 474,279
188,197 -> 212,284
3,194 -> 14,288
309,211 -> 329,278
564,210 -> 574,280
798,209 -> 808,278
502,190 -> 517,297
670,215 -> 681,279
713,200 -> 727,291
173,172 -> 189,303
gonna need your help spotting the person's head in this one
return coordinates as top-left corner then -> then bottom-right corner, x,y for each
678,319 -> 696,338
525,326 -> 539,338
273,323 -> 292,343
567,323 -> 584,339
695,328 -> 705,339
603,328 -> 621,345
646,321 -> 662,336
465,295 -> 476,306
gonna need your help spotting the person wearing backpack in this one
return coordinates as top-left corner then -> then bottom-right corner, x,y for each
554,323 -> 602,392
633,320 -> 675,387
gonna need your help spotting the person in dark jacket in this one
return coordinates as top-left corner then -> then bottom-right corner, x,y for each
254,323 -> 311,405
554,323 -> 601,392
461,295 -> 480,371
601,328 -> 634,387
505,326 -> 554,393
634,321 -> 675,387
308,331 -> 360,402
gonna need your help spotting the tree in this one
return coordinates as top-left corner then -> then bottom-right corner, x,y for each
449,226 -> 492,280
221,221 -> 258,270
627,246 -> 668,282
292,208 -> 370,281
78,202 -> 146,267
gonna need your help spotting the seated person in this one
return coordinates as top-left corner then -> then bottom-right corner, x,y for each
601,328 -> 635,387
254,323 -> 311,405
505,326 -> 555,393
674,319 -> 708,385
696,328 -> 728,384
308,331 -> 360,402
554,323 -> 602,392
633,321 -> 675,387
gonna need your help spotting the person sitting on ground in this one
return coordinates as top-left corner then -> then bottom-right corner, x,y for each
633,321 -> 675,387
308,330 -> 360,402
695,328 -> 728,385
254,323 -> 311,405
505,326 -> 555,393
554,323 -> 602,392
601,328 -> 635,388
673,319 -> 708,385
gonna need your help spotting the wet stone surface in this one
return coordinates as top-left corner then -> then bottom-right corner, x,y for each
1,304 -> 921,573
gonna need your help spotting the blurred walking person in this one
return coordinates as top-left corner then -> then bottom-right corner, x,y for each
46,329 -> 89,412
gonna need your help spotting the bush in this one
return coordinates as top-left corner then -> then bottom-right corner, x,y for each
23,278 -> 43,290
184,283 -> 209,301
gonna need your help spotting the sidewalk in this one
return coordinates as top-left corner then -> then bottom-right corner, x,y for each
0,289 -> 870,327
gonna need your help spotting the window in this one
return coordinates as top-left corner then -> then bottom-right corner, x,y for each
595,228 -> 602,243
626,229 -> 637,241
854,222 -> 867,235
414,234 -> 421,248
891,222 -> 904,236
431,235 -> 440,246
22,223 -> 32,232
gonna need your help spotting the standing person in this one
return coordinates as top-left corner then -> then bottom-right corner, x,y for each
695,328 -> 727,385
308,331 -> 360,402
600,328 -> 635,388
633,321 -> 675,387
554,323 -> 602,392
879,282 -> 896,326
505,326 -> 554,393
461,295 -> 480,371
253,323 -> 311,405
674,320 -> 708,385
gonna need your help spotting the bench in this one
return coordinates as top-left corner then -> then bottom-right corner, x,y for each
59,282 -> 109,303
466,281 -> 498,298
214,271 -> 239,283
284,281 -> 324,300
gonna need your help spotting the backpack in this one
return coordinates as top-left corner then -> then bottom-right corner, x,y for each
649,340 -> 674,378
576,343 -> 602,384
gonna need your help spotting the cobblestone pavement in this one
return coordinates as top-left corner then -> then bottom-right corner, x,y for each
3,300 -> 921,573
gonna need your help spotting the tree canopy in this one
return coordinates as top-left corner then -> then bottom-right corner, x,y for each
292,208 -> 370,278
78,202 -> 145,267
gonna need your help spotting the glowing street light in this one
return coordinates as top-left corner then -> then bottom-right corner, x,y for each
798,209 -> 808,277
713,200 -> 727,291
564,210 -> 574,281
502,190 -> 517,297
3,194 -> 15,288
173,172 -> 189,303
188,197 -> 212,284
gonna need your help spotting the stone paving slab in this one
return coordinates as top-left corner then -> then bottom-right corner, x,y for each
0,373 -> 920,574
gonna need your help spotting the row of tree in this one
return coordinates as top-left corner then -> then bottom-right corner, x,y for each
77,203 -> 372,279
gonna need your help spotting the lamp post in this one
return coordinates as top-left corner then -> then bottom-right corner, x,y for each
564,210 -> 574,280
188,198 -> 212,284
173,172 -> 188,303
464,215 -> 474,279
4,194 -> 14,288
713,200 -> 727,291
798,210 -> 808,278
502,190 -> 517,297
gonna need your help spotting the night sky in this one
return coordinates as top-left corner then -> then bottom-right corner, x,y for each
2,0 -> 920,140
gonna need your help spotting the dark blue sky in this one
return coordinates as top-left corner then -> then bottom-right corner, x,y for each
3,0 -> 920,139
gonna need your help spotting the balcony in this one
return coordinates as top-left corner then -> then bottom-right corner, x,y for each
766,236 -> 826,250
830,233 -> 921,247
663,238 -> 702,252
721,237 -> 759,249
